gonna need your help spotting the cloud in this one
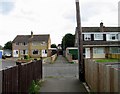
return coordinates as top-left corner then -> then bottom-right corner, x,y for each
0,0 -> 15,15
80,0 -> 118,26
0,0 -> 119,46
81,1 -> 116,21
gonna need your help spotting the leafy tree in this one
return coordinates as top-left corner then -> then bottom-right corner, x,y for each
4,41 -> 12,50
0,45 -> 3,50
61,33 -> 75,50
51,44 -> 57,48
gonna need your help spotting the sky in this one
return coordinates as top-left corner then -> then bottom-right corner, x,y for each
0,0 -> 119,47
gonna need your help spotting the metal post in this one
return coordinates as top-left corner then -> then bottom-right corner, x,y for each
75,0 -> 85,81
0,51 -> 2,93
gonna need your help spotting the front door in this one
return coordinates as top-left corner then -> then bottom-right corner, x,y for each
85,48 -> 90,58
13,50 -> 19,57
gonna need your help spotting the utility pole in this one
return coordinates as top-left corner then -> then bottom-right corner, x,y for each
75,0 -> 85,81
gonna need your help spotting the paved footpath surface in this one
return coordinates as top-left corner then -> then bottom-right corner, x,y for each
40,55 -> 87,92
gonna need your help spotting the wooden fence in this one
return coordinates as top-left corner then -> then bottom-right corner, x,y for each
108,54 -> 120,59
43,54 -> 58,63
85,59 -> 120,92
2,60 -> 42,93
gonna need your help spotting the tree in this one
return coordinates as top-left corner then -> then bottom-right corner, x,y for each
61,33 -> 75,50
51,44 -> 57,48
4,41 -> 12,50
0,45 -> 3,50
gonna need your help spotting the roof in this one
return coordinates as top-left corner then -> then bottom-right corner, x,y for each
82,27 -> 120,32
12,34 -> 50,43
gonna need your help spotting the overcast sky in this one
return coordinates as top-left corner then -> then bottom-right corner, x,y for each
0,0 -> 119,47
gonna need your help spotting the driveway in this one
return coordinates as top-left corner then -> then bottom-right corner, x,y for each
1,58 -> 17,69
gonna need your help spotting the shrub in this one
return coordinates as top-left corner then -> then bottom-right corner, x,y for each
2,55 -> 6,59
24,55 -> 29,60
29,80 -> 40,94
29,80 -> 43,94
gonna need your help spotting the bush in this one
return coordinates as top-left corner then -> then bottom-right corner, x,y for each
2,55 -> 6,59
29,80 -> 43,94
24,55 -> 29,60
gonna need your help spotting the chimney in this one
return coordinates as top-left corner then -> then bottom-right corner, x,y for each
100,22 -> 104,32
31,31 -> 33,38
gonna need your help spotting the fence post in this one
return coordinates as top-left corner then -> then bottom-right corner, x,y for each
40,57 -> 43,79
16,62 -> 22,93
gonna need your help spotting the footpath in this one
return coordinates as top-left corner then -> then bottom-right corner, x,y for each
40,55 -> 87,92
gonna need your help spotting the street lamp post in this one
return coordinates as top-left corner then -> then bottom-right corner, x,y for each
75,0 -> 85,81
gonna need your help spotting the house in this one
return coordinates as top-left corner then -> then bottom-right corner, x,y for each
75,22 -> 120,59
12,32 -> 51,58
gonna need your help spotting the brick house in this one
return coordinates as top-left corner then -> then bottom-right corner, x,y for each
12,32 -> 51,58
75,22 -> 120,59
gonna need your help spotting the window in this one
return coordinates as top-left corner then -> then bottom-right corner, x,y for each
94,34 -> 103,40
22,42 -> 27,46
45,50 -> 47,54
93,48 -> 104,54
20,50 -> 28,55
16,42 -> 19,45
41,42 -> 46,46
32,50 -> 39,55
110,47 -> 120,54
16,51 -> 18,54
32,42 -> 38,46
84,34 -> 91,41
110,34 -> 118,40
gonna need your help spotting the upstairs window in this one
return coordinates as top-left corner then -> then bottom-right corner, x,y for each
110,34 -> 118,40
21,42 -> 27,46
22,42 -> 27,46
41,42 -> 46,46
94,34 -> 103,40
16,42 -> 19,45
32,42 -> 38,46
84,34 -> 91,41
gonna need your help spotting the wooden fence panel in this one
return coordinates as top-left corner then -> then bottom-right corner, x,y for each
2,60 -> 42,93
85,59 -> 120,92
2,66 -> 18,93
93,62 -> 99,92
104,65 -> 110,92
113,68 -> 119,92
110,67 -> 114,92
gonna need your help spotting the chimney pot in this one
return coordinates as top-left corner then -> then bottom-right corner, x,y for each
100,22 -> 103,27
100,22 -> 104,32
31,31 -> 33,38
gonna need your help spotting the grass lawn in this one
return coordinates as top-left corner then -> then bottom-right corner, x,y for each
96,59 -> 119,63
